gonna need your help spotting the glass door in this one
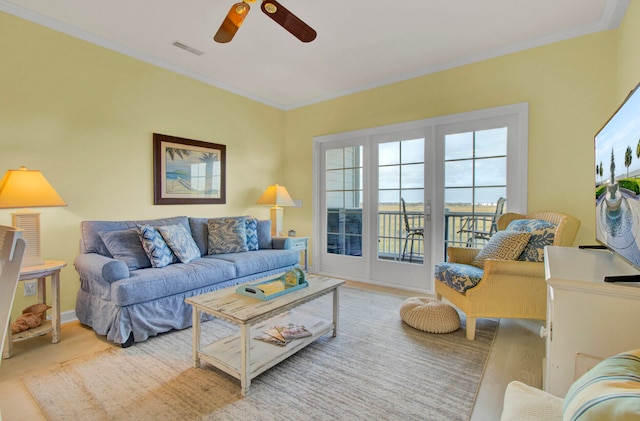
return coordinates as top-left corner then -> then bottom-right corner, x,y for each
369,130 -> 432,290
318,140 -> 368,280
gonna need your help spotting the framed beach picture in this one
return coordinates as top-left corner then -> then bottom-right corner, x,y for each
153,133 -> 226,205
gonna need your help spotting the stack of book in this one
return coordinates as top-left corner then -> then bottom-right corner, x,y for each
254,323 -> 312,346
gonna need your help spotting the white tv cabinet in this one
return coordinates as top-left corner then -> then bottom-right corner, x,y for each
543,246 -> 640,397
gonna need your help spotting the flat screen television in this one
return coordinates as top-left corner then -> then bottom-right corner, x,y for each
595,81 -> 640,272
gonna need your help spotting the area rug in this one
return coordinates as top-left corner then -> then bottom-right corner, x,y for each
23,287 -> 497,421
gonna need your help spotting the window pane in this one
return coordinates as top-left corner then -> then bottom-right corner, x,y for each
445,160 -> 473,187
475,157 -> 506,186
475,128 -> 507,158
401,139 -> 424,164
445,188 -> 472,206
379,166 -> 399,189
402,163 -> 424,188
326,191 -> 344,208
379,142 -> 400,166
445,132 -> 473,160
326,149 -> 343,170
474,187 -> 506,204
326,169 -> 344,190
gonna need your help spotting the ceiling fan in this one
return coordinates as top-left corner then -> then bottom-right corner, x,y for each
214,0 -> 317,43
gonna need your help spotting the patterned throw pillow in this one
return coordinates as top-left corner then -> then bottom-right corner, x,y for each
245,218 -> 259,251
137,225 -> 178,268
563,349 -> 640,421
471,231 -> 531,269
207,217 -> 248,254
506,219 -> 557,262
157,224 -> 201,263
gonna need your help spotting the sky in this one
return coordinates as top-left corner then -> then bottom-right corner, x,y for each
595,85 -> 640,183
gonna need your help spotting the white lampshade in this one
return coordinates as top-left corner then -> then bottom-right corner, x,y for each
0,166 -> 66,266
257,184 -> 295,236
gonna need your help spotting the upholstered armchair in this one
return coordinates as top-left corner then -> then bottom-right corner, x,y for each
435,211 -> 580,340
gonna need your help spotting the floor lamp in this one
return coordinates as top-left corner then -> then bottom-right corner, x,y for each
257,184 -> 295,236
0,166 -> 67,267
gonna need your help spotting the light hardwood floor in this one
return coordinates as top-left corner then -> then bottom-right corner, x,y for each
0,282 -> 545,421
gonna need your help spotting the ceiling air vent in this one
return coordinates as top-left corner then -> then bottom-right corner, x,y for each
171,41 -> 203,56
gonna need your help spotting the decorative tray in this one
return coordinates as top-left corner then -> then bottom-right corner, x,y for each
235,268 -> 308,300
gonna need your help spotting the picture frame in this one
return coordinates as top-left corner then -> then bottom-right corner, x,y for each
153,133 -> 226,205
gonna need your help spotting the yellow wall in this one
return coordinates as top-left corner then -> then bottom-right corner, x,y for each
285,31 -> 618,249
1,13 -> 287,318
618,0 -> 640,98
3,4 -> 640,319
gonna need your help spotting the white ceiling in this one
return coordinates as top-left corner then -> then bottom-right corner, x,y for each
0,0 -> 629,110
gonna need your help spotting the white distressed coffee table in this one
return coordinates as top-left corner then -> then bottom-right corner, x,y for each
185,274 -> 344,396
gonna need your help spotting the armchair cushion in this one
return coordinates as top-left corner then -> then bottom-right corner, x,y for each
471,231 -> 531,269
505,219 -> 557,262
434,262 -> 484,293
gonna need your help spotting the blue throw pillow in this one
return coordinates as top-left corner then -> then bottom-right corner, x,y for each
245,218 -> 259,251
99,228 -> 151,270
157,224 -> 201,263
257,219 -> 272,249
506,219 -> 557,262
207,217 -> 248,254
137,225 -> 178,268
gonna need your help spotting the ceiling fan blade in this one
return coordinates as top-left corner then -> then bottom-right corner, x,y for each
260,0 -> 316,43
214,2 -> 251,43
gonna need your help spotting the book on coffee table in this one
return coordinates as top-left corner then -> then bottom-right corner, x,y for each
254,323 -> 312,346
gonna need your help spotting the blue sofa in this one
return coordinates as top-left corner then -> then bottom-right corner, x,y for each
74,216 -> 300,345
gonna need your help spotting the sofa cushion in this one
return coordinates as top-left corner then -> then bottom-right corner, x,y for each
563,348 -> 640,421
207,249 -> 300,277
110,258 -> 237,306
158,224 -> 201,264
471,231 -> 531,269
207,217 -> 248,254
434,262 -> 484,293
137,225 -> 178,268
99,228 -> 151,270
506,219 -> 557,262
246,218 -> 259,251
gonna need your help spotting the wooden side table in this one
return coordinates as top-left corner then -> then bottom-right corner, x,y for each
3,260 -> 66,359
287,237 -> 308,271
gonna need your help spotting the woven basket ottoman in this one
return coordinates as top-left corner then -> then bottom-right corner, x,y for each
399,297 -> 460,334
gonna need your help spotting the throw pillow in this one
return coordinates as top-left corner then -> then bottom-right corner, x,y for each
563,348 -> 640,421
99,228 -> 152,270
137,225 -> 178,268
257,219 -> 272,249
471,231 -> 531,269
245,218 -> 259,251
157,224 -> 201,263
506,219 -> 557,262
207,217 -> 248,254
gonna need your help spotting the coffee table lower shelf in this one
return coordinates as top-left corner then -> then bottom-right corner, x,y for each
196,312 -> 333,385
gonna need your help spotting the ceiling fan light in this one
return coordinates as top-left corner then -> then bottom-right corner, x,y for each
264,3 -> 277,14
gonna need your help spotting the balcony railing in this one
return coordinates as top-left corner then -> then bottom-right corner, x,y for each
328,208 -> 496,262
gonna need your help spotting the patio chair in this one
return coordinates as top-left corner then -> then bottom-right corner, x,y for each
458,197 -> 506,247
401,198 -> 424,262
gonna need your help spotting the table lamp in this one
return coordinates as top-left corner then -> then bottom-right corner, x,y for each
256,184 -> 295,236
0,166 -> 67,266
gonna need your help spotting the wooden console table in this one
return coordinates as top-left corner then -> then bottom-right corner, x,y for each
3,260 -> 66,359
